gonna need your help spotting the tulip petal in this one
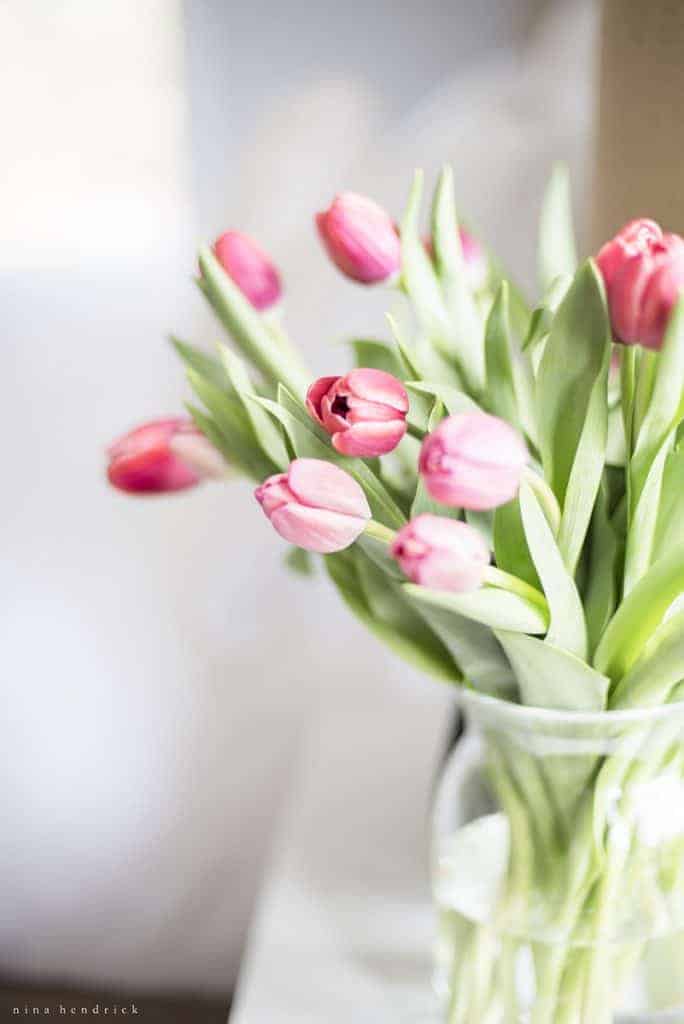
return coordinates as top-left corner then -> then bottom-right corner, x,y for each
332,419 -> 407,457
287,458 -> 371,519
305,376 -> 340,426
346,367 -> 409,412
271,504 -> 367,553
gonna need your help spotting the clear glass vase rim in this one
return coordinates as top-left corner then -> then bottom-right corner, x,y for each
457,684 -> 684,729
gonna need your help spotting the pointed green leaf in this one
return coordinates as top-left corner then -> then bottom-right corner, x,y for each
611,610 -> 684,709
519,483 -> 587,659
284,547 -> 313,575
496,631 -> 609,711
493,496 -> 541,590
326,548 -> 461,684
197,246 -> 310,398
484,282 -> 519,427
186,370 -> 274,479
403,581 -> 549,635
217,345 -> 289,470
347,338 -> 407,376
653,443 -> 684,563
171,335 -> 231,390
583,479 -> 618,657
630,297 -> 684,512
408,601 -> 516,699
538,163 -> 577,294
556,340 -> 610,574
536,261 -> 611,505
594,542 -> 684,680
623,430 -> 674,595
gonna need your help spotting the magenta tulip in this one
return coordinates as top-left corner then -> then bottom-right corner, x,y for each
419,412 -> 527,510
391,514 -> 490,592
213,231 -> 282,311
107,418 -> 226,494
596,219 -> 684,350
316,192 -> 401,284
255,458 -> 371,553
306,368 -> 409,457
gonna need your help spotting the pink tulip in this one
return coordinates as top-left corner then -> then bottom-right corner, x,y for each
107,418 -> 226,494
306,368 -> 409,457
255,458 -> 371,553
596,220 -> 684,350
391,514 -> 490,593
419,412 -> 527,510
213,231 -> 282,311
316,192 -> 401,284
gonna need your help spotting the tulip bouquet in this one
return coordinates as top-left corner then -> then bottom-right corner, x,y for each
108,167 -> 684,1021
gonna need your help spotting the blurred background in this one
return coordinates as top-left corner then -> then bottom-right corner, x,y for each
2,0 -> 682,1019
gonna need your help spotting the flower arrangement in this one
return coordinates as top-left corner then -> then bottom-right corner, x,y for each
108,166 -> 684,1020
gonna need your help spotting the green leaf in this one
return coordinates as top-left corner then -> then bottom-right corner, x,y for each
403,582 -> 549,635
538,163 -> 577,294
347,338 -> 407,376
556,340 -> 610,574
386,312 -> 463,388
401,171 -> 484,394
630,297 -> 684,513
185,402 -> 246,476
493,496 -> 541,590
611,610 -> 684,709
519,484 -> 587,659
583,479 -> 619,657
622,430 -> 674,595
171,335 -> 231,390
594,542 -> 684,681
217,345 -> 289,470
407,601 -> 516,698
536,261 -> 611,506
197,246 -> 310,398
249,394 -> 406,529
653,444 -> 684,563
326,548 -> 461,684
404,380 -> 480,416
484,282 -> 519,427
186,370 -> 274,480
496,631 -> 609,711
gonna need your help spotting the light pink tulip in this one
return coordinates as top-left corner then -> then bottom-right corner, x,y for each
596,220 -> 684,349
391,514 -> 490,592
107,418 -> 226,494
306,368 -> 409,457
213,231 -> 282,310
255,458 -> 371,553
316,192 -> 401,284
419,412 -> 527,510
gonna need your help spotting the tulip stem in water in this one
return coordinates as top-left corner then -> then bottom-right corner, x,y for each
363,520 -> 398,546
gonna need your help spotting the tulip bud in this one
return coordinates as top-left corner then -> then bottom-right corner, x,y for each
419,412 -> 527,510
391,514 -> 490,593
316,192 -> 401,284
306,368 -> 409,457
596,220 -> 684,350
107,418 -> 227,494
255,458 -> 371,553
213,231 -> 282,310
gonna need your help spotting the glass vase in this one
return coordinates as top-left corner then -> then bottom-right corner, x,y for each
432,690 -> 684,1023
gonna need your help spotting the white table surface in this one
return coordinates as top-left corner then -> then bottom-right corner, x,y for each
229,697 -> 453,1023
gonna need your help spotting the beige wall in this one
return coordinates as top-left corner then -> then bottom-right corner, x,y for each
593,0 -> 684,245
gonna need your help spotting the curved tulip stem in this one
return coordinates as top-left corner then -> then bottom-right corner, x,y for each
363,520 -> 398,546
483,566 -> 549,616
